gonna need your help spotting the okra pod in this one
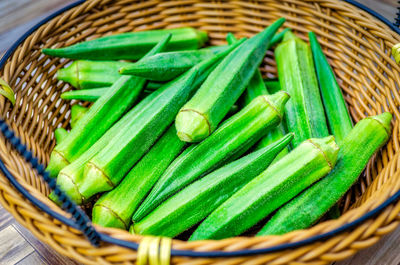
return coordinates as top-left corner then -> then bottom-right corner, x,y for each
43,27 -> 208,60
61,88 -> 107,102
258,113 -> 392,235
70,105 -> 88,128
175,18 -> 285,142
133,133 -> 293,237
46,34 -> 172,177
309,32 -> 352,143
77,43 -> 240,202
227,33 -> 287,158
190,136 -> 339,240
54,128 -> 68,144
275,31 -> 329,147
92,125 -> 186,229
120,48 -> 225,81
134,91 -> 290,222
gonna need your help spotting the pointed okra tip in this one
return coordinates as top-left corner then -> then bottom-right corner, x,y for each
309,136 -> 340,169
175,109 -> 210,142
92,204 -> 127,230
370,112 -> 392,136
392,43 -> 400,64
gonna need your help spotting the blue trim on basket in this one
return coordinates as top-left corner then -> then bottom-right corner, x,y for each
0,0 -> 400,258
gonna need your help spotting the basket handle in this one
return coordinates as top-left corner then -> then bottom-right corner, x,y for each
0,119 -> 100,246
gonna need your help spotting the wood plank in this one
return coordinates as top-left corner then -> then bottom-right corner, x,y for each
16,252 -> 46,265
14,223 -> 80,265
0,225 -> 34,265
0,205 -> 15,230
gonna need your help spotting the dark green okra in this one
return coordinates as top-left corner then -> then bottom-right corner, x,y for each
134,91 -> 290,222
73,43 -> 240,202
92,125 -> 186,229
175,18 -> 285,143
46,34 -> 172,178
119,49 -> 223,81
133,133 -> 293,237
190,136 -> 339,240
257,113 -> 392,235
309,32 -> 353,143
43,27 -> 208,60
275,31 -> 329,147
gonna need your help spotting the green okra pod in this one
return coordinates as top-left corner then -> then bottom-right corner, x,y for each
133,133 -> 293,237
73,43 -> 240,202
43,27 -> 208,60
92,125 -> 186,229
309,32 -> 353,143
175,18 -> 285,143
134,91 -> 290,222
257,113 -> 392,235
70,105 -> 88,128
275,31 -> 329,147
190,136 -> 339,240
46,34 -> 172,177
54,128 -> 68,144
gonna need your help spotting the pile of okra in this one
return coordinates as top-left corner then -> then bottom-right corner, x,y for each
43,18 -> 392,240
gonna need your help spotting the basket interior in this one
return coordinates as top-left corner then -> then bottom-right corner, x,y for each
1,0 -> 400,239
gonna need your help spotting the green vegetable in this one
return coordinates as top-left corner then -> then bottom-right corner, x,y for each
54,128 -> 68,144
190,136 -> 339,240
134,91 -> 290,222
61,88 -> 107,102
57,61 -> 132,89
309,32 -> 352,143
53,91 -> 156,204
46,34 -> 172,178
227,33 -> 287,158
70,105 -> 88,128
74,43 -> 239,202
175,18 -> 285,142
120,48 -> 225,81
133,133 -> 293,237
264,79 -> 280,94
42,27 -> 208,60
92,125 -> 186,229
257,113 -> 392,235
275,31 -> 329,147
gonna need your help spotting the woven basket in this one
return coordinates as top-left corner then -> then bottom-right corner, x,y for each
1,0 -> 400,264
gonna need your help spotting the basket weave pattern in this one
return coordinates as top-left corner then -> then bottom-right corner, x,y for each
0,0 -> 400,264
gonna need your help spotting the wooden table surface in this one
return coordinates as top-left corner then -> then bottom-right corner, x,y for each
0,1 -> 399,264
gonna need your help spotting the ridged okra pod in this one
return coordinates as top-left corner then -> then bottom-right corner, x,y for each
309,32 -> 352,143
275,31 -> 329,147
76,43 -> 240,202
57,61 -> 131,89
70,105 -> 88,128
43,27 -> 208,60
119,48 -> 224,81
46,34 -> 171,177
61,88 -> 108,102
134,91 -> 290,222
227,33 -> 288,158
175,18 -> 285,142
54,128 -> 68,144
92,125 -> 186,229
258,113 -> 392,235
190,136 -> 339,240
52,92 -> 156,204
133,133 -> 293,237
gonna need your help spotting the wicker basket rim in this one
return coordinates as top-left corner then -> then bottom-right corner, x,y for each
1,0 -> 400,258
